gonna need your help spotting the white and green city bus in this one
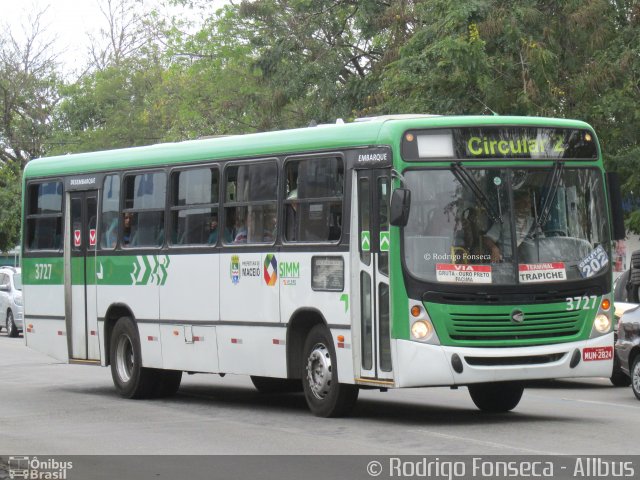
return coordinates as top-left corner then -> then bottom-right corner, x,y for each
21,115 -> 625,416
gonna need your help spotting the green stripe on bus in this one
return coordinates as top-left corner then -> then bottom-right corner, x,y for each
23,255 -> 171,286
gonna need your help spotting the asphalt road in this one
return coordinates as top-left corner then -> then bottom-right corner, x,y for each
1,331 -> 638,456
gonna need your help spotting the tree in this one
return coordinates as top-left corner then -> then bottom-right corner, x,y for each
0,163 -> 21,252
0,8 -> 60,168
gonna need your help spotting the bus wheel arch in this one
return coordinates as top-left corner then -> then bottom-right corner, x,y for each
103,304 -> 135,366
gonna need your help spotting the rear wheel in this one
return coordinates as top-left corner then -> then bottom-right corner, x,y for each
110,316 -> 157,399
6,310 -> 18,337
468,382 -> 524,412
301,325 -> 358,417
250,376 -> 302,394
632,356 -> 640,401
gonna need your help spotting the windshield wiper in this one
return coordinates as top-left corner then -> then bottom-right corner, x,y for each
536,161 -> 564,231
451,162 -> 502,224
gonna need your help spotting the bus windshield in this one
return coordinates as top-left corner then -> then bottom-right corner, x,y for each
403,167 -> 611,285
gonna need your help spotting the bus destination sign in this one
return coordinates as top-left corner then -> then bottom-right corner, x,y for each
401,127 -> 598,161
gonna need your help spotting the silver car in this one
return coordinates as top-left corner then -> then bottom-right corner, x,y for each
0,267 -> 23,337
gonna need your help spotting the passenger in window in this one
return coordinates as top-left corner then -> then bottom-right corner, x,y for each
263,211 -> 277,242
233,216 -> 247,244
208,216 -> 219,244
123,212 -> 134,246
208,214 -> 233,245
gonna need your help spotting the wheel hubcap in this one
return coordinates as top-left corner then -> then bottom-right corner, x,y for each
115,334 -> 135,383
633,361 -> 640,395
306,343 -> 332,400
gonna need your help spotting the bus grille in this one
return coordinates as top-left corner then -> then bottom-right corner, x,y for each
447,309 -> 582,342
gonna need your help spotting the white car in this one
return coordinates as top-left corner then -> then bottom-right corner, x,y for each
0,267 -> 23,337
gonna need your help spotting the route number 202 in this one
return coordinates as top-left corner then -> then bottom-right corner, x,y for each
34,263 -> 53,280
566,295 -> 597,311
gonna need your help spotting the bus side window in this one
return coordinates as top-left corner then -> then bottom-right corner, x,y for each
169,167 -> 219,247
26,181 -> 64,251
122,172 -> 166,248
224,162 -> 277,245
284,156 -> 343,243
101,175 -> 120,249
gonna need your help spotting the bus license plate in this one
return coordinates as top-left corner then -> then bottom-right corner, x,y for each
582,346 -> 613,361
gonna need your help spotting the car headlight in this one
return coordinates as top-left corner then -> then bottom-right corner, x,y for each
13,294 -> 23,307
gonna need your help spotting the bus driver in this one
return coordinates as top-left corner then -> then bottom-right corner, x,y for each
483,189 -> 535,263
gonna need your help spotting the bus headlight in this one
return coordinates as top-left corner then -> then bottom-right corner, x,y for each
594,314 -> 611,333
411,320 -> 433,340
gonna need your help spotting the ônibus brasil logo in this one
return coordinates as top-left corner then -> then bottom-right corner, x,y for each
264,254 -> 277,286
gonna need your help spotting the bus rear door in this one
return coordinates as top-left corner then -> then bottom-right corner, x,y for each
66,189 -> 100,362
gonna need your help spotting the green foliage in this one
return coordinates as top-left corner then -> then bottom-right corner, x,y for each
50,58 -> 168,154
6,0 -> 640,232
0,163 -> 21,252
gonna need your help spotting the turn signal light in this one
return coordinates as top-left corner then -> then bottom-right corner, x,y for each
601,299 -> 611,311
411,305 -> 422,317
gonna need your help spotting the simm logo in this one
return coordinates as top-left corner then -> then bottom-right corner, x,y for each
279,261 -> 300,286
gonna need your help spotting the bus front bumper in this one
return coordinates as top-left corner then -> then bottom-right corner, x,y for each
394,333 -> 614,388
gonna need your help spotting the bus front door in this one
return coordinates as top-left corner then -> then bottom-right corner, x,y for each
355,169 -> 393,382
66,191 -> 100,361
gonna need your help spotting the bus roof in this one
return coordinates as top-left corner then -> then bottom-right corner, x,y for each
24,115 -> 595,179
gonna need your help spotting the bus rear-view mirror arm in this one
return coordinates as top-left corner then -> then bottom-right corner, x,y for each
390,188 -> 411,227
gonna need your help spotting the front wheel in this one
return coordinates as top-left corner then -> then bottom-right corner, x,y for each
632,356 -> 640,401
110,316 -> 158,399
301,325 -> 358,417
468,382 -> 524,412
6,310 -> 18,337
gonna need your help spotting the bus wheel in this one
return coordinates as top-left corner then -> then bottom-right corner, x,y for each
301,325 -> 358,417
250,376 -> 302,394
468,382 -> 524,412
110,316 -> 157,399
6,310 -> 19,337
154,370 -> 183,398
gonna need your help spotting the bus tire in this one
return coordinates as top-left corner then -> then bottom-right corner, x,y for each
468,382 -> 524,412
250,376 -> 302,394
6,310 -> 19,337
301,325 -> 358,417
631,250 -> 640,270
154,370 -> 182,398
110,316 -> 157,399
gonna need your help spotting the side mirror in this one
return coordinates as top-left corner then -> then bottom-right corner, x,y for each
606,172 -> 626,240
390,188 -> 411,227
0,285 -> 9,292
